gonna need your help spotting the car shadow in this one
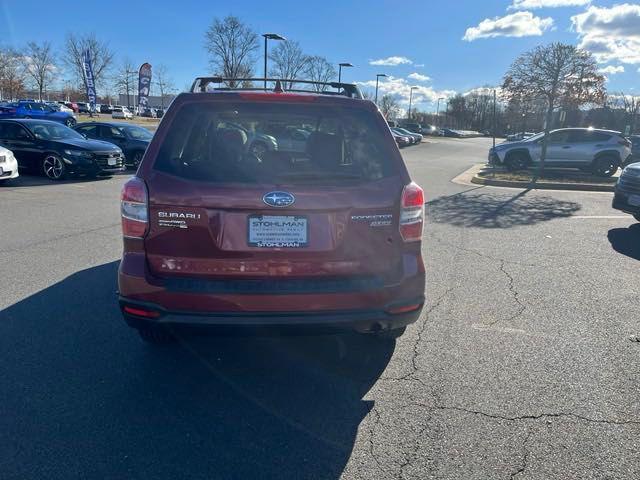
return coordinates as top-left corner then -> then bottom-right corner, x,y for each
0,261 -> 394,480
608,223 -> 640,261
427,188 -> 581,228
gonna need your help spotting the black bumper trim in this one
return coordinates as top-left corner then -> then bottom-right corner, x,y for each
119,296 -> 424,334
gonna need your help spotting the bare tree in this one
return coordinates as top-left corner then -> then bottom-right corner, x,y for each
24,41 -> 56,101
113,58 -> 137,109
305,56 -> 335,91
502,43 -> 605,177
379,94 -> 400,120
268,41 -> 307,89
63,33 -> 114,95
204,15 -> 259,87
0,48 -> 26,100
154,64 -> 175,108
615,92 -> 640,135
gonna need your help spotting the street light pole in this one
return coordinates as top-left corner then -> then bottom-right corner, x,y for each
338,62 -> 353,84
408,86 -> 417,120
262,33 -> 286,89
436,97 -> 444,127
375,73 -> 386,105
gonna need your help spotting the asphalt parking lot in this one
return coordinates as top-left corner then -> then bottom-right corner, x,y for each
1,137 -> 639,479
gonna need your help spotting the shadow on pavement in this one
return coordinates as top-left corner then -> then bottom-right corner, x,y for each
427,188 -> 581,228
0,262 -> 394,480
608,223 -> 640,261
1,172 -> 131,188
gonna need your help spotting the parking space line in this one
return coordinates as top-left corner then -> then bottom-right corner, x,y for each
570,215 -> 629,219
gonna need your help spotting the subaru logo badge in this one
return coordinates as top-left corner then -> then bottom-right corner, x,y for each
263,191 -> 295,208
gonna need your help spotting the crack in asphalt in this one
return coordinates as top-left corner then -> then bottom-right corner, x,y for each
397,422 -> 430,480
510,428 -> 532,480
488,260 -> 527,326
426,403 -> 640,427
367,406 -> 389,475
398,287 -> 456,383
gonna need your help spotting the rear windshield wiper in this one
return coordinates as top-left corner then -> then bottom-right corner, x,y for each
276,172 -> 362,181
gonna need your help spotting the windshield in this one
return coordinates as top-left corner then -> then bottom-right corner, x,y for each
123,125 -> 153,141
27,122 -> 84,141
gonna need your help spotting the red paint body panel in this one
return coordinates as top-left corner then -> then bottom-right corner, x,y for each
118,91 -> 425,330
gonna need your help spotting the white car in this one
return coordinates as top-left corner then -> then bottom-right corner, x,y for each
0,145 -> 19,182
112,106 -> 133,120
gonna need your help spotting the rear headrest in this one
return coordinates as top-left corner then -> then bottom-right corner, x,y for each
306,132 -> 343,170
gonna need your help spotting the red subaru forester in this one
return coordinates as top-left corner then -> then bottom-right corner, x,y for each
118,77 -> 425,343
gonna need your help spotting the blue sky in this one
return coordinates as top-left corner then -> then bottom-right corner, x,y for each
1,0 -> 638,111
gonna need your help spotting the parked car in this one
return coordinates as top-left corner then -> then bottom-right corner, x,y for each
399,122 -> 423,134
0,144 -> 19,182
75,102 -> 90,114
441,128 -> 462,138
394,127 -> 423,144
0,119 -> 124,180
489,128 -> 633,177
613,162 -> 640,222
629,135 -> 640,163
506,132 -> 535,141
74,121 -> 152,168
422,124 -> 438,135
100,104 -> 114,114
60,101 -> 79,113
155,108 -> 165,118
112,106 -> 134,120
391,128 -> 416,144
118,77 -> 425,343
45,102 -> 73,114
391,129 -> 411,147
140,107 -> 157,118
8,101 -> 77,127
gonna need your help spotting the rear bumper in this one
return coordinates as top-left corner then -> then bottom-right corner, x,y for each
119,296 -> 424,334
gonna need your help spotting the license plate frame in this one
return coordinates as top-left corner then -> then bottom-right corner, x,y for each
248,215 -> 308,248
629,194 -> 640,206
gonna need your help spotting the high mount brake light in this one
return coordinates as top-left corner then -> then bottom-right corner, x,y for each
121,177 -> 148,238
399,182 -> 424,242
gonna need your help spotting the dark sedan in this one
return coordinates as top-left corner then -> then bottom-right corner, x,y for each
0,119 -> 124,180
74,121 -> 152,168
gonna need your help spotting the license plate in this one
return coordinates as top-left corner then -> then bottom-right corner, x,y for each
629,194 -> 640,206
107,158 -> 117,166
248,215 -> 308,248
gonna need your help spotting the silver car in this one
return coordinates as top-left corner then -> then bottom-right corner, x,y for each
489,128 -> 633,177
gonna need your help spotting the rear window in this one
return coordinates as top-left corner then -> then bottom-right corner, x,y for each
153,101 -> 396,185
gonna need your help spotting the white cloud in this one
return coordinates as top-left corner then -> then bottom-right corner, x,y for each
572,4 -> 640,64
463,11 -> 554,41
509,0 -> 590,10
357,75 -> 455,106
369,56 -> 412,66
463,86 -> 502,97
598,65 -> 625,74
408,72 -> 431,82
414,63 -> 425,67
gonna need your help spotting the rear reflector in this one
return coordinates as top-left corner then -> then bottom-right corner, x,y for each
386,303 -> 422,315
123,306 -> 161,318
121,177 -> 148,238
399,182 -> 425,242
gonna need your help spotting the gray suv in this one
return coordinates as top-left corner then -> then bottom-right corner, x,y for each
489,128 -> 633,177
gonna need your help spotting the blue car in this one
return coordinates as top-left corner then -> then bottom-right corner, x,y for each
2,101 -> 77,127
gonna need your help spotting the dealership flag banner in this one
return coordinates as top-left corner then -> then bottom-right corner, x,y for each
138,63 -> 152,114
83,50 -> 96,112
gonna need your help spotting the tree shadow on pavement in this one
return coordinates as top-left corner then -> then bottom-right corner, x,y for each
608,223 -> 640,261
0,262 -> 394,480
427,188 -> 581,228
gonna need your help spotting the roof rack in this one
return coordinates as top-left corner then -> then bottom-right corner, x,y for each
189,77 -> 363,99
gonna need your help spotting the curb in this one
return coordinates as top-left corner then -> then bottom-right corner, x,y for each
471,174 -> 615,192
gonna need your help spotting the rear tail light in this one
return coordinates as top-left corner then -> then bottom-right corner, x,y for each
399,182 -> 424,242
123,305 -> 160,318
121,177 -> 148,238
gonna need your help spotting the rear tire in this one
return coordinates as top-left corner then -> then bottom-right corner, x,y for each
65,117 -> 76,127
130,151 -> 143,168
137,327 -> 175,344
592,156 -> 619,177
505,152 -> 528,171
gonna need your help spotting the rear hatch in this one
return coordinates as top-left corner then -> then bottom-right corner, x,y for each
141,95 -> 409,288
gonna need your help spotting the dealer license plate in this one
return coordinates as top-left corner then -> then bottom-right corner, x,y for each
248,215 -> 308,248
